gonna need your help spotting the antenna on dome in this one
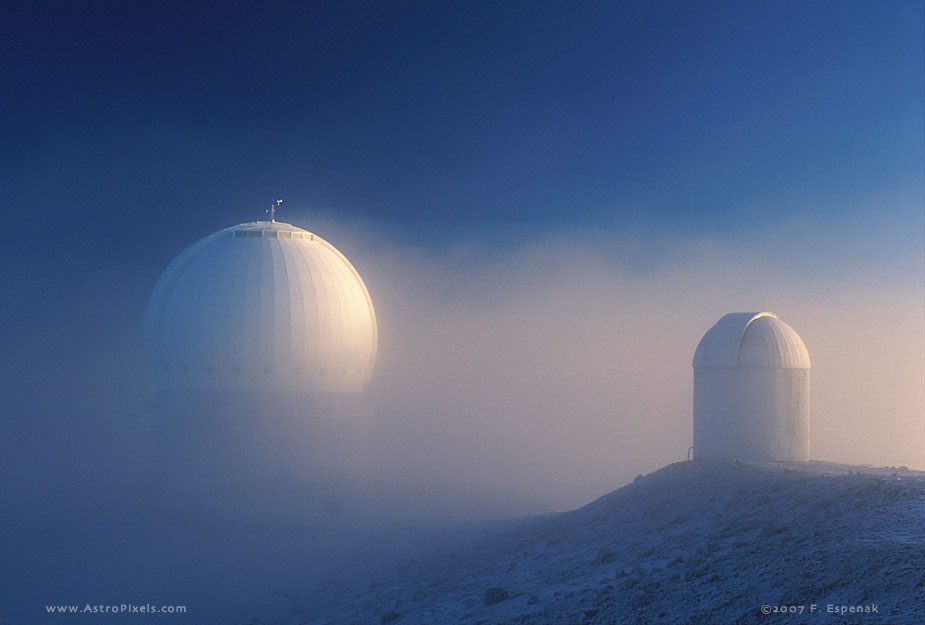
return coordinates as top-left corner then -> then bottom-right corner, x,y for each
267,198 -> 282,223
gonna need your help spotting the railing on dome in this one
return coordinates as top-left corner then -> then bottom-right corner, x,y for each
231,230 -> 314,240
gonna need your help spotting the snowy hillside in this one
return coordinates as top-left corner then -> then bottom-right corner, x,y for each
241,460 -> 925,625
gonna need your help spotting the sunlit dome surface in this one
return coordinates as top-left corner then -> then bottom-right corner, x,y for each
143,220 -> 377,395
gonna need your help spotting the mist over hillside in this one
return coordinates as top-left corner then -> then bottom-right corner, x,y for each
239,461 -> 925,625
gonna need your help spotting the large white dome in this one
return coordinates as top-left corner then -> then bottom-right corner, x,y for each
143,220 -> 377,395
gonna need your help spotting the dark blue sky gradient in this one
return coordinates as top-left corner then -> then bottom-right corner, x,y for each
0,1 -> 921,310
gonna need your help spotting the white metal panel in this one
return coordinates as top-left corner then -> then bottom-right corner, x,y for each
737,315 -> 811,369
693,312 -> 773,368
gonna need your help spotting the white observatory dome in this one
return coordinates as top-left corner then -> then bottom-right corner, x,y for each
693,312 -> 810,369
692,312 -> 810,462
143,220 -> 377,396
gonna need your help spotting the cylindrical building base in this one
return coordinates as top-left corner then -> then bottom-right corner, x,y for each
693,367 -> 809,462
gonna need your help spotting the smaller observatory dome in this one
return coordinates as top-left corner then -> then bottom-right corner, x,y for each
693,312 -> 810,370
143,220 -> 377,397
692,312 -> 810,462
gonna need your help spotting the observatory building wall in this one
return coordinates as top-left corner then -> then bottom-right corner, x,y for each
693,366 -> 810,461
142,220 -> 379,514
153,390 -> 372,486
692,312 -> 810,462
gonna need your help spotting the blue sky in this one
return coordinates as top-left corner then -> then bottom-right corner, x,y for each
0,1 -> 921,397
2,1 -> 921,257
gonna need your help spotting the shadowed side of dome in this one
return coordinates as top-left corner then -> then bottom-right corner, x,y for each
693,312 -> 770,368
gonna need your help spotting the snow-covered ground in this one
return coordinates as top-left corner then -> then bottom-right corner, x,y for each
238,460 -> 925,625
6,460 -> 923,625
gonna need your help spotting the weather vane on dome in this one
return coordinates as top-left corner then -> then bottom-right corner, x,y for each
267,198 -> 282,222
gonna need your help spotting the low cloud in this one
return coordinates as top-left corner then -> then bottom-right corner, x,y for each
2,209 -> 921,523
340,217 -> 924,518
